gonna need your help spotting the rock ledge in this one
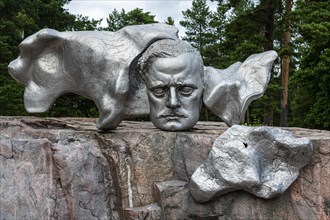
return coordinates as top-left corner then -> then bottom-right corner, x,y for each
0,117 -> 329,219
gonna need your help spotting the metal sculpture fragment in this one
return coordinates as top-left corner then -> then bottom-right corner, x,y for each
189,125 -> 313,202
8,24 -> 179,130
203,51 -> 278,126
8,23 -> 278,131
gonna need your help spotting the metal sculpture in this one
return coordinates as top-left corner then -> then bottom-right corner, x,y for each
7,24 -> 313,202
8,24 -> 178,130
203,51 -> 277,125
8,23 -> 277,131
189,125 -> 313,202
138,39 -> 204,131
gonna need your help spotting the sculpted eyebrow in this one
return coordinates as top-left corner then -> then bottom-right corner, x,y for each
150,84 -> 168,90
151,83 -> 198,89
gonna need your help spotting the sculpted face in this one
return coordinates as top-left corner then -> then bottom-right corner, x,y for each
143,52 -> 203,131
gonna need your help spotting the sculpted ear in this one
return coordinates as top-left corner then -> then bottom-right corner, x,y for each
203,50 -> 278,126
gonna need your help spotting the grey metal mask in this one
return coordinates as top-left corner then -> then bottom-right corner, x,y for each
138,39 -> 204,131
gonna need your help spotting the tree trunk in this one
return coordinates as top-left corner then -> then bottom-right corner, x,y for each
264,0 -> 275,51
280,0 -> 293,127
261,0 -> 276,126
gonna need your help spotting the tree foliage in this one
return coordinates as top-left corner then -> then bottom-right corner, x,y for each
0,0 -> 101,117
290,0 -> 330,129
106,8 -> 157,31
180,0 -> 214,60
165,16 -> 175,25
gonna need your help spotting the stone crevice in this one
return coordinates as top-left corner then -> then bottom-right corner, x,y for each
95,134 -> 126,220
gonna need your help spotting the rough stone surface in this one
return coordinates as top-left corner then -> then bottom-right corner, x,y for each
190,125 -> 313,202
0,117 -> 115,220
0,116 -> 329,220
124,203 -> 162,220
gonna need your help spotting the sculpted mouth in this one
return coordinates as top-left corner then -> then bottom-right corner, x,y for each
160,113 -> 188,120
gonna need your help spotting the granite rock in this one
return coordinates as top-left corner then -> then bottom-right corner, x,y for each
124,203 -> 162,220
0,117 -> 114,220
0,117 -> 224,219
0,117 -> 329,219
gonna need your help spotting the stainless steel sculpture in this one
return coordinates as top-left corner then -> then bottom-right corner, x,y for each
203,51 -> 278,126
8,24 -> 178,130
189,125 -> 313,202
8,24 -> 313,202
138,39 -> 204,131
8,24 -> 277,131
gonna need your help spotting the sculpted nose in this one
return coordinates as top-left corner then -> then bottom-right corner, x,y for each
166,87 -> 181,108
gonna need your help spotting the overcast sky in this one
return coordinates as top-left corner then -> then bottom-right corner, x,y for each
64,0 -> 218,37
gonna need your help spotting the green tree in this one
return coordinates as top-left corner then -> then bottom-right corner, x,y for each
69,14 -> 102,31
290,0 -> 330,130
165,16 -> 175,25
106,8 -> 157,31
202,2 -> 234,68
0,0 -> 101,117
191,0 -> 284,125
180,0 -> 214,59
217,0 -> 280,64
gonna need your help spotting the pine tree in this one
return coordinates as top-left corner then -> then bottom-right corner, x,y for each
280,0 -> 293,127
290,0 -> 330,130
209,0 -> 283,125
203,2 -> 231,67
0,0 -> 101,117
69,14 -> 102,31
180,0 -> 214,59
165,17 -> 175,25
106,8 -> 157,32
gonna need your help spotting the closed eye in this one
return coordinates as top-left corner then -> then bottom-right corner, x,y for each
151,87 -> 167,97
179,86 -> 195,96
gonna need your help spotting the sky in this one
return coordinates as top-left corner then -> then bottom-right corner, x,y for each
64,0 -> 218,37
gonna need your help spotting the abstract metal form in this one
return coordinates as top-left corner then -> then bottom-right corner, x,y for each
203,51 -> 278,126
8,24 -> 178,130
189,125 -> 313,202
8,24 -> 277,131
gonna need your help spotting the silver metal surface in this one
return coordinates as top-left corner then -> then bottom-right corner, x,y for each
189,125 -> 313,202
203,51 -> 278,126
8,24 -> 179,130
138,39 -> 204,131
8,24 -> 277,131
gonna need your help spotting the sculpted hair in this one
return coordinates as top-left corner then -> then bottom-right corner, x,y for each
137,39 -> 204,80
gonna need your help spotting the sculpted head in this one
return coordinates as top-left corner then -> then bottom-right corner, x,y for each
138,39 -> 204,131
